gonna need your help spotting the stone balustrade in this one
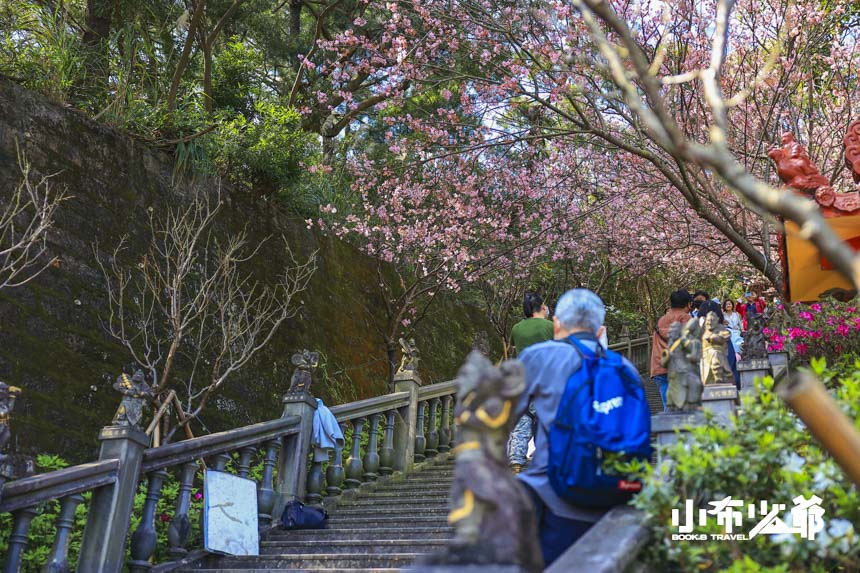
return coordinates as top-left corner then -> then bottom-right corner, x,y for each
0,356 -> 458,573
0,337 -> 652,573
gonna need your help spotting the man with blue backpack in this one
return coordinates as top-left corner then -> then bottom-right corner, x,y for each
515,289 -> 651,565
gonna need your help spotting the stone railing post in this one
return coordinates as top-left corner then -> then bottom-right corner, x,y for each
767,351 -> 790,382
651,411 -> 705,463
393,365 -> 421,473
79,368 -> 155,573
78,425 -> 150,573
274,350 -> 319,519
701,384 -> 739,424
737,358 -> 771,395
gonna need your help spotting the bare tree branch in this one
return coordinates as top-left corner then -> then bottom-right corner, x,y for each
0,145 -> 68,291
97,184 -> 317,443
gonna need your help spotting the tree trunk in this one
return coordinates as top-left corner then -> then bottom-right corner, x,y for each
168,0 -> 207,112
322,135 -> 334,165
386,341 -> 397,392
289,0 -> 302,37
201,33 -> 213,115
80,0 -> 115,102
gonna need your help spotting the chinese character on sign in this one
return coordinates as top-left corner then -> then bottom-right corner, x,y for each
748,495 -> 825,540
671,499 -> 707,533
747,501 -> 789,539
791,495 -> 825,540
707,496 -> 744,534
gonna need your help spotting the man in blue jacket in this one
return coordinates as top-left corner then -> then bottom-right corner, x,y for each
514,288 -> 642,565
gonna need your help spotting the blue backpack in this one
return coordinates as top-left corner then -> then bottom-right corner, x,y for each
281,500 -> 328,530
547,337 -> 651,508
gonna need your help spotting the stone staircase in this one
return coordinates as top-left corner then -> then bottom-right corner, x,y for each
185,454 -> 455,572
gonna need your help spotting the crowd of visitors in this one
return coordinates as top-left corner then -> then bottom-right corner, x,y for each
649,289 -> 774,409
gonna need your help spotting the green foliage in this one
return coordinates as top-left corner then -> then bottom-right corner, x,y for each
207,101 -> 317,196
0,457 -> 250,571
314,350 -> 361,406
604,304 -> 647,341
620,372 -> 860,572
0,1 -> 86,101
212,37 -> 267,117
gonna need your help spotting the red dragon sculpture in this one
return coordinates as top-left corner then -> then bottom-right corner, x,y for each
769,121 -> 860,214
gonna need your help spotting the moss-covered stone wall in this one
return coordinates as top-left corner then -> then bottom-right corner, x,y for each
0,77 -> 496,462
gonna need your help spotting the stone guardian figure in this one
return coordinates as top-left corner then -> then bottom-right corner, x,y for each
0,382 -> 22,466
742,316 -> 768,361
397,337 -> 420,375
419,351 -> 543,573
112,368 -> 154,430
701,312 -> 733,386
287,349 -> 320,395
661,319 -> 704,411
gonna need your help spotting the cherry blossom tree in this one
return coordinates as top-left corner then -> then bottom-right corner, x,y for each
311,0 -> 860,357
323,0 -> 858,287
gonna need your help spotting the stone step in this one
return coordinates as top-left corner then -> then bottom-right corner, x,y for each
325,476 -> 453,493
413,467 -> 453,474
422,459 -> 454,466
267,527 -> 453,541
359,489 -> 451,499
405,472 -> 454,478
418,466 -> 453,472
324,515 -> 450,527
186,567 -> 400,573
337,498 -> 449,508
395,476 -> 454,485
260,539 -> 447,554
331,506 -> 449,517
210,553 -> 422,569
374,482 -> 452,490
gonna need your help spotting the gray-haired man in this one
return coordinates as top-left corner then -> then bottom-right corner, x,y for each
514,288 -> 642,565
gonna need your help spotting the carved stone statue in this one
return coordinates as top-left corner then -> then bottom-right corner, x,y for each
0,382 -> 34,484
768,133 -> 830,192
112,368 -> 154,430
420,351 -> 542,573
397,337 -> 420,375
701,312 -> 733,386
661,319 -> 703,411
0,382 -> 22,462
287,349 -> 319,395
742,316 -> 768,360
472,331 -> 491,357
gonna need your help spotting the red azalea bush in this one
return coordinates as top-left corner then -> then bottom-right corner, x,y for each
764,300 -> 860,363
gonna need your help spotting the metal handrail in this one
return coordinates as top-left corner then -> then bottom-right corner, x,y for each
330,391 -> 411,422
141,415 -> 301,472
0,459 -> 119,513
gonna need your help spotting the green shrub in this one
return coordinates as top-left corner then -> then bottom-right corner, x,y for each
622,367 -> 860,572
0,456 -> 220,571
0,1 -> 86,102
208,101 -> 318,195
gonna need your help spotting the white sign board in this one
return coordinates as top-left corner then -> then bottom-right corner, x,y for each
203,469 -> 259,556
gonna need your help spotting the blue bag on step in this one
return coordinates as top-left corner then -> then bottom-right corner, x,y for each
280,500 -> 328,530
